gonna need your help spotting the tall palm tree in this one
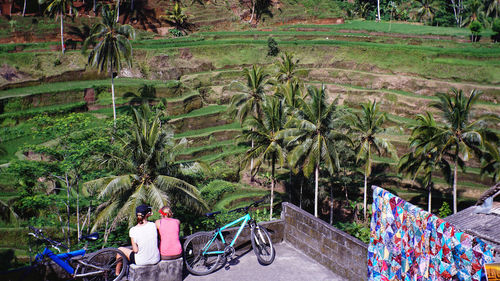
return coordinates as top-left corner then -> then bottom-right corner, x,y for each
481,134 -> 500,182
275,52 -> 300,84
242,96 -> 288,220
399,112 -> 451,213
286,85 -> 344,218
124,84 -> 157,106
86,105 -> 207,231
275,80 -> 303,110
413,0 -> 441,25
84,4 -> 134,127
430,88 -> 499,213
488,0 -> 500,18
228,65 -> 270,179
41,0 -> 75,54
348,101 -> 398,219
161,2 -> 189,33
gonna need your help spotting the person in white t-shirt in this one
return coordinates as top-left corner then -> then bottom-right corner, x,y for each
116,204 -> 160,274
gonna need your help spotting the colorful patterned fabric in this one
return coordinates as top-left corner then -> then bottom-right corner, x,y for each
368,186 -> 495,281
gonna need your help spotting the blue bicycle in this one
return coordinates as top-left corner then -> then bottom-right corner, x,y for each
183,199 -> 276,275
28,226 -> 128,281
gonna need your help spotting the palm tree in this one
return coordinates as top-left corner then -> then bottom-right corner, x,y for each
84,4 -> 134,127
399,112 -> 451,213
275,80 -> 303,110
161,2 -> 189,33
481,134 -> 500,182
488,0 -> 500,18
462,0 -> 487,27
286,85 -> 344,218
274,52 -> 300,84
413,0 -> 441,25
348,101 -> 397,219
124,84 -> 157,106
429,89 -> 499,213
242,96 -> 288,220
86,105 -> 207,232
228,65 -> 270,179
41,0 -> 75,54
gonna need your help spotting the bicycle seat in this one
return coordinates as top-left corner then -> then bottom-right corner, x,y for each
80,232 -> 99,241
205,211 -> 221,218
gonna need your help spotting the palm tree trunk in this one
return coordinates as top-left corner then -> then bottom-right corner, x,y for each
270,157 -> 275,221
363,172 -> 368,219
131,0 -> 134,11
23,0 -> 26,16
76,179 -> 80,239
111,71 -> 117,127
116,0 -> 120,22
314,164 -> 319,218
65,173 -> 71,249
363,147 -> 371,220
427,178 -> 432,213
250,139 -> 254,182
60,11 -> 65,54
93,0 -> 96,13
453,160 -> 458,214
377,0 -> 381,21
249,0 -> 255,24
329,186 -> 333,225
299,176 -> 303,209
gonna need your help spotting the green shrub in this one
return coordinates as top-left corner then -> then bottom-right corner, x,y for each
0,102 -> 87,122
492,18 -> 500,42
200,180 -> 236,206
469,21 -> 482,42
267,37 -> 279,56
438,202 -> 452,217
170,29 -> 183,37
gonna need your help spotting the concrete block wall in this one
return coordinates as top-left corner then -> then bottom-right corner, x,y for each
281,202 -> 368,281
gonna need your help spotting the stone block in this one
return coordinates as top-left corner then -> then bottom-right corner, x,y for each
127,258 -> 183,281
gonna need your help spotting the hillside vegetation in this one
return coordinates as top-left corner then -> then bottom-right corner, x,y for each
0,0 -> 499,269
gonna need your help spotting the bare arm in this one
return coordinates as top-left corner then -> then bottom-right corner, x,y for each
131,237 -> 139,253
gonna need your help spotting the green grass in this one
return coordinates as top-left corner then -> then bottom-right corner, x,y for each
1,78 -> 177,99
178,139 -> 235,155
214,189 -> 269,211
285,20 -> 494,37
174,122 -> 241,138
169,105 -> 227,120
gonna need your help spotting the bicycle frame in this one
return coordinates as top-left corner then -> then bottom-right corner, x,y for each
35,247 -> 86,275
202,213 -> 253,255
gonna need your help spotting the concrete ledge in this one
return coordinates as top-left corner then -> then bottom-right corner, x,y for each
282,202 -> 368,281
127,258 -> 183,281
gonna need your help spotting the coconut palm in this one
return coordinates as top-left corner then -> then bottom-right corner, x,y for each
413,0 -> 441,24
41,0 -> 76,54
124,84 -> 157,106
86,105 -> 207,231
275,52 -> 300,84
286,85 -> 344,218
84,4 -> 134,127
481,134 -> 500,182
161,2 -> 189,33
242,96 -> 288,220
274,80 -> 303,110
429,88 -> 500,213
399,112 -> 451,213
348,101 -> 398,219
228,65 -> 270,179
488,0 -> 500,18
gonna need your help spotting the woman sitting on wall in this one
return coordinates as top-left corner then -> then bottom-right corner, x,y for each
155,206 -> 182,260
116,204 -> 160,274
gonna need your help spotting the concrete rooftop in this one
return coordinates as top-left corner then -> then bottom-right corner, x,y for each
183,242 -> 345,281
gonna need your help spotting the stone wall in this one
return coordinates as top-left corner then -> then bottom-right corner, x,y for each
281,202 -> 368,281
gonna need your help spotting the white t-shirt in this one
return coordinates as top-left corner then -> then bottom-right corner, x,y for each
129,221 -> 160,265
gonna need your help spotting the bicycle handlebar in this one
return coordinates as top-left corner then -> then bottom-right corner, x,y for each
28,226 -> 69,250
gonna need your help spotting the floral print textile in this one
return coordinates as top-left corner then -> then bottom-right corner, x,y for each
368,186 -> 494,281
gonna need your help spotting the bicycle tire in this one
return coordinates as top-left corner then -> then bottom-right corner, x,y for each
183,232 -> 223,275
250,225 -> 275,265
82,248 -> 128,281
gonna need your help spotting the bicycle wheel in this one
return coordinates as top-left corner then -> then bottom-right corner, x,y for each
183,232 -> 223,275
251,225 -> 275,265
82,248 -> 128,281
